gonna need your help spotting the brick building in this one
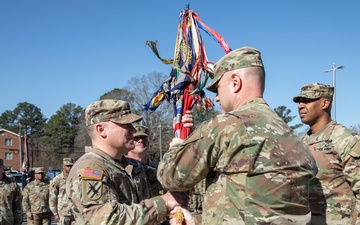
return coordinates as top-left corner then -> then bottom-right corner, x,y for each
0,128 -> 21,172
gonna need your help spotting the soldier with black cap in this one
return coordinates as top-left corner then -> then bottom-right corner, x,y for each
49,158 -> 75,224
293,83 -> 360,224
22,166 -> 52,225
66,99 -> 188,224
0,158 -> 23,225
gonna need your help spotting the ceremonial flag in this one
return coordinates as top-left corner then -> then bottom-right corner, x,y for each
144,5 -> 231,139
22,134 -> 29,171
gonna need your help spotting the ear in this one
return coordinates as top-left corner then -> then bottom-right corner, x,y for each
230,73 -> 242,93
95,123 -> 106,137
322,98 -> 331,110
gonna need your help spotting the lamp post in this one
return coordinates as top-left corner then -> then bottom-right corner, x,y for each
324,63 -> 344,121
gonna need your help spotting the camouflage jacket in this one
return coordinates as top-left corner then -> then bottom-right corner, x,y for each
0,175 -> 23,225
158,98 -> 318,224
22,179 -> 50,215
66,146 -> 167,225
302,120 -> 360,224
49,172 -> 73,217
125,156 -> 163,197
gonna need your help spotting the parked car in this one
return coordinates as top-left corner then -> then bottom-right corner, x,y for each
46,169 -> 61,180
12,173 -> 23,188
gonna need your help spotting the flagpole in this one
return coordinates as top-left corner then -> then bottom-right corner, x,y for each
19,123 -> 22,172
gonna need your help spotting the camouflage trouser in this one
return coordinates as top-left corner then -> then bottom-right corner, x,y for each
27,212 -> 51,225
58,216 -> 75,225
192,194 -> 203,213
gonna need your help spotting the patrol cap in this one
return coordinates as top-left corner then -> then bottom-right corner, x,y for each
5,169 -> 12,176
63,158 -> 74,166
0,159 -> 3,166
206,46 -> 264,93
85,99 -> 142,126
134,125 -> 149,138
293,83 -> 334,103
34,167 -> 45,173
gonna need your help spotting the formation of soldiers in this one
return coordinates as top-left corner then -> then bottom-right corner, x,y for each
0,158 -> 75,225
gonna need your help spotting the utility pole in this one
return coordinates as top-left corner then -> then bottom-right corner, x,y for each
324,63 -> 344,121
158,123 -> 162,161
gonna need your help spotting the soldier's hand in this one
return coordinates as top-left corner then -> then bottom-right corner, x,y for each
172,110 -> 193,130
169,206 -> 195,225
161,191 -> 189,210
169,138 -> 184,149
54,214 -> 60,222
181,110 -> 193,129
27,213 -> 33,220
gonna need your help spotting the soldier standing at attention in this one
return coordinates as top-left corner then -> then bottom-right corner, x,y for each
157,46 -> 318,224
22,167 -> 51,225
293,83 -> 360,224
0,158 -> 23,225
126,124 -> 164,200
49,158 -> 75,225
127,125 -> 158,169
66,99 -> 187,225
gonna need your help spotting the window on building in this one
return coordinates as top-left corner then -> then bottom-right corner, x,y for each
5,138 -> 12,146
5,152 -> 13,160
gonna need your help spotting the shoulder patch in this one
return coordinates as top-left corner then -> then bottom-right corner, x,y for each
83,180 -> 103,201
81,168 -> 103,180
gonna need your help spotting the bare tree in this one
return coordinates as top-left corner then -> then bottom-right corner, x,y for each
126,72 -> 175,163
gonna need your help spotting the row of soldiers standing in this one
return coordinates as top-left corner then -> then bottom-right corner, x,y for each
0,157 -> 75,225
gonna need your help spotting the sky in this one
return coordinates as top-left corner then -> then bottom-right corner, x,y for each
1,1 -> 359,133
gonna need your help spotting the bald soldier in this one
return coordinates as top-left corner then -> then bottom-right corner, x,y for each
157,46 -> 318,224
49,158 -> 75,225
66,99 -> 187,225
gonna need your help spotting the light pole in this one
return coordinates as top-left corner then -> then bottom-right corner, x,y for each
324,63 -> 344,121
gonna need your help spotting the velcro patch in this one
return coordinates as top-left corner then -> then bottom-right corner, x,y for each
84,180 -> 103,201
81,168 -> 103,180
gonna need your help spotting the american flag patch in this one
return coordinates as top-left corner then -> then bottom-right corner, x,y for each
81,168 -> 103,180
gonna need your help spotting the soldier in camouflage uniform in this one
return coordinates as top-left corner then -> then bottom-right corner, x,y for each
66,99 -> 188,224
293,83 -> 360,225
157,46 -> 318,224
49,158 -> 75,225
128,125 -> 158,169
127,124 -> 164,199
0,159 -> 23,225
22,167 -> 51,225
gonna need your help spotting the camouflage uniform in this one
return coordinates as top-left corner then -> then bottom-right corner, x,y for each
302,121 -> 360,224
66,146 -> 168,224
192,178 -> 205,213
293,83 -> 360,224
158,47 -> 318,224
22,167 -> 51,225
49,172 -> 75,225
0,171 -> 23,225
